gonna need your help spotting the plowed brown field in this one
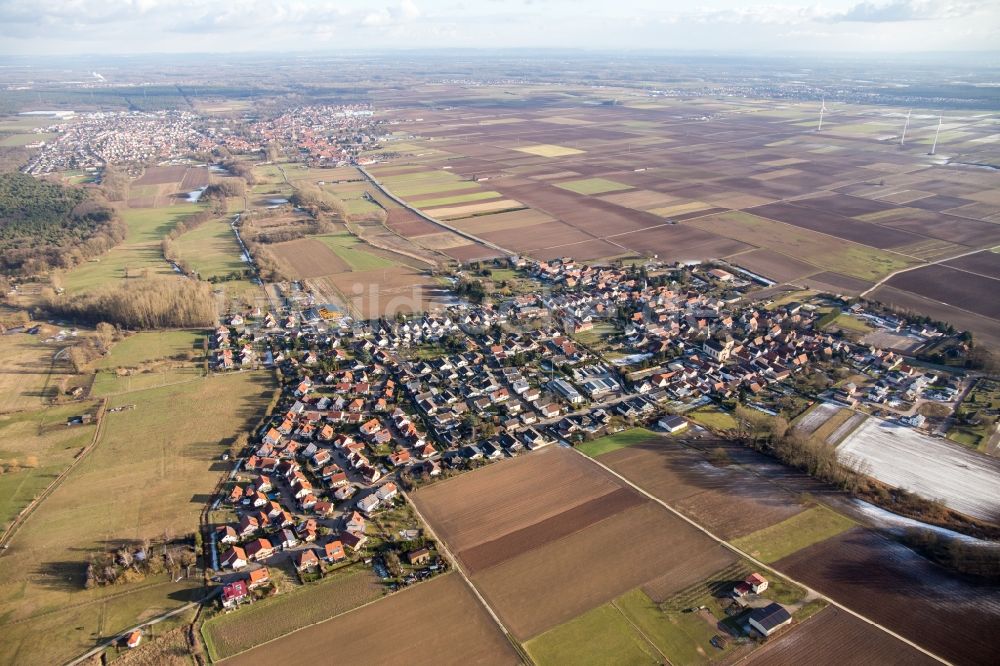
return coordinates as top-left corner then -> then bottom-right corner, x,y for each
775,528 -> 1000,666
742,606 -> 937,666
228,573 -> 519,665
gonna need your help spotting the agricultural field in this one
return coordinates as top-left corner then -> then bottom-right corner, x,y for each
228,573 -> 519,665
375,98 -> 1000,341
776,528 -> 1000,666
836,418 -> 1000,523
742,606 -> 937,666
598,438 -> 809,539
412,447 -> 736,641
0,372 -> 274,665
555,177 -> 633,195
63,193 -> 207,294
202,565 -> 382,660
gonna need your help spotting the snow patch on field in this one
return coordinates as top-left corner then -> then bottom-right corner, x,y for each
795,401 -> 840,433
838,419 -> 1000,523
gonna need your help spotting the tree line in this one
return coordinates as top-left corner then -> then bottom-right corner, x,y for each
43,276 -> 216,329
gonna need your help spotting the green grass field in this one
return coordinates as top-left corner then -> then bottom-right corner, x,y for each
0,402 -> 98,531
687,407 -> 738,432
411,190 -> 503,208
0,132 -> 56,147
731,506 -> 855,563
577,427 -> 659,457
615,588 -> 734,666
121,203 -> 205,244
832,313 -> 874,334
97,331 -> 205,369
173,218 -> 246,279
316,232 -> 398,271
556,178 -> 633,195
64,202 -> 207,293
0,372 -> 274,665
202,565 -> 382,661
525,602 -> 660,665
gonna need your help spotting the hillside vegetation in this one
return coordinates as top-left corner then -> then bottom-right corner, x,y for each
0,172 -> 126,274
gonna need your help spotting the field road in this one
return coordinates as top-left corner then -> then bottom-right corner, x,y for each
0,398 -> 108,553
65,589 -> 219,666
356,165 -> 517,258
573,448 -> 955,666
400,487 -> 532,664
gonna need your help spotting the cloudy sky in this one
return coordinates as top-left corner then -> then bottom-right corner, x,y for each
0,0 -> 997,55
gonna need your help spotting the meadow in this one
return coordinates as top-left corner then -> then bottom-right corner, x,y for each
0,371 -> 274,665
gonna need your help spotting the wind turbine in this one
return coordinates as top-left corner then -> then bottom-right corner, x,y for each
817,97 -> 827,132
929,114 -> 943,155
900,109 -> 911,146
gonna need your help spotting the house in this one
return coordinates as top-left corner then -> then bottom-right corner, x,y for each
221,580 -> 249,608
658,415 -> 688,433
346,510 -> 367,534
375,482 -> 398,502
357,493 -> 380,516
324,539 -> 347,562
245,566 -> 271,590
388,449 -> 412,467
221,546 -> 248,570
217,525 -> 239,544
746,573 -> 768,594
407,547 -> 432,565
295,548 -> 321,572
125,630 -> 143,649
245,538 -> 276,561
339,530 -> 368,552
748,602 -> 792,637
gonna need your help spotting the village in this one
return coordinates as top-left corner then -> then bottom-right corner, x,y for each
20,104 -> 384,175
202,253 -> 974,630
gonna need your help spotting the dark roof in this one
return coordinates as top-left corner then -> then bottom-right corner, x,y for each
749,603 -> 791,631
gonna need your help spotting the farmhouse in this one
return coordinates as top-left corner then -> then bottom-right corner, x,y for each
749,602 -> 792,637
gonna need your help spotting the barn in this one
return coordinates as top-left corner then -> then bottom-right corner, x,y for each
749,602 -> 792,637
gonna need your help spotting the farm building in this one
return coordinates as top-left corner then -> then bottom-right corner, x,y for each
746,573 -> 768,594
749,602 -> 792,637
658,415 -> 688,433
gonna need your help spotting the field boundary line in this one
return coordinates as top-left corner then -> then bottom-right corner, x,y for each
609,598 -> 672,665
0,397 -> 108,552
859,243 -> 1000,298
401,487 -> 531,665
572,447 -> 955,666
